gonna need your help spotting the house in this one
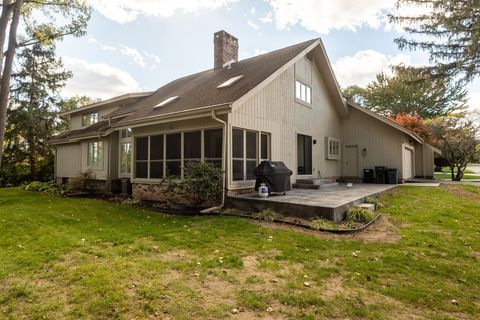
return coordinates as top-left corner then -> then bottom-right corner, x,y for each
51,30 -> 439,201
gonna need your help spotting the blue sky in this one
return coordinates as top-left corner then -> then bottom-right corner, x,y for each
57,0 -> 480,111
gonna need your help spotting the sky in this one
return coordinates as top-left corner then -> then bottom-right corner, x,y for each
56,0 -> 480,112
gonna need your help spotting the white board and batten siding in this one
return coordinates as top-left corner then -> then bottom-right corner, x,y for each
56,143 -> 82,178
341,107 -> 417,179
231,56 -> 343,185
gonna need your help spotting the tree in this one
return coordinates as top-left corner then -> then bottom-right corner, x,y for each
0,0 -> 90,172
6,38 -> 71,181
386,113 -> 430,139
428,113 -> 480,181
343,65 -> 467,118
56,95 -> 97,132
390,0 -> 480,82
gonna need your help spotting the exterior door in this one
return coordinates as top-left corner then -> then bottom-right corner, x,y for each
403,147 -> 414,179
297,134 -> 312,175
344,145 -> 358,177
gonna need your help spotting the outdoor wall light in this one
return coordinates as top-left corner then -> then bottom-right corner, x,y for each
362,148 -> 367,157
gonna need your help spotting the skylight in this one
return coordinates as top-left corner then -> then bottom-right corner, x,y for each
153,96 -> 179,109
217,75 -> 244,89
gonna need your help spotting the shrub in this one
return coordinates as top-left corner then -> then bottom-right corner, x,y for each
183,161 -> 223,206
253,208 -> 282,222
310,217 -> 336,230
121,197 -> 141,206
364,196 -> 386,209
345,207 -> 376,223
23,181 -> 71,196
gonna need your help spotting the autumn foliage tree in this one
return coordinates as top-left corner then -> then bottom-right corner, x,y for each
386,113 -> 429,139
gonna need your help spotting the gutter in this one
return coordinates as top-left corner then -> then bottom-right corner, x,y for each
201,109 -> 228,213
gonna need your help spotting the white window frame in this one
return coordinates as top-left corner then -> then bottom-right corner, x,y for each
119,142 -> 132,176
232,128 -> 271,182
82,112 -> 99,127
295,80 -> 312,105
87,141 -> 103,169
326,137 -> 341,160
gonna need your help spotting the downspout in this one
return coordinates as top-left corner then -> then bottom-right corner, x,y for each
201,110 -> 228,213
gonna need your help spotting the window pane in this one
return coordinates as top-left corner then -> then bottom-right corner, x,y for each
232,129 -> 243,158
120,142 -> 132,173
297,134 -> 312,175
232,160 -> 244,181
296,81 -> 301,99
150,161 -> 163,178
135,162 -> 148,178
246,160 -> 257,180
261,133 -> 269,160
246,131 -> 257,159
150,135 -> 163,160
166,133 -> 181,159
206,159 -> 222,168
306,86 -> 311,104
204,129 -> 223,158
166,161 -> 181,177
184,131 -> 201,159
135,137 -> 148,160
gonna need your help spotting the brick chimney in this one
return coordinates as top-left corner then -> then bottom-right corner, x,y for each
214,30 -> 238,69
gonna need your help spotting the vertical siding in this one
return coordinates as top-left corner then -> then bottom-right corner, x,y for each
231,57 -> 342,183
341,107 -> 413,178
109,132 -> 119,180
56,143 -> 82,177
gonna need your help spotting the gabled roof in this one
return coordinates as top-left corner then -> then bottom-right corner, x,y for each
49,118 -> 122,145
114,39 -> 320,126
60,92 -> 152,117
347,101 -> 424,144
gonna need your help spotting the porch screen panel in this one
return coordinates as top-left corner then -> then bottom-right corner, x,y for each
150,135 -> 164,179
232,129 -> 244,181
245,131 -> 258,180
204,128 -> 223,168
166,133 -> 181,177
135,137 -> 148,178
184,131 -> 201,167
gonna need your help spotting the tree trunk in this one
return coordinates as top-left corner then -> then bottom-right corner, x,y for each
450,166 -> 455,181
0,0 -> 13,77
0,0 -> 22,173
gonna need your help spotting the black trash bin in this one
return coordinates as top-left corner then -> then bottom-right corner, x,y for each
375,166 -> 387,184
363,169 -> 373,183
253,161 -> 292,194
121,178 -> 132,195
386,168 -> 398,184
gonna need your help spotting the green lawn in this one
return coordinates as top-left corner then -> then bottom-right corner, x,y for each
435,172 -> 480,180
0,186 -> 479,319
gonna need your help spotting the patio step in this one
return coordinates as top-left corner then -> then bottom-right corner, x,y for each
292,183 -> 320,189
293,178 -> 339,190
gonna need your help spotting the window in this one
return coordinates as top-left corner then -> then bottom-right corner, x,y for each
232,129 -> 270,181
166,133 -> 181,177
82,112 -> 99,126
87,141 -> 103,169
184,131 -> 201,168
135,137 -> 148,178
120,142 -> 132,174
121,128 -> 132,138
217,75 -> 244,88
153,96 -> 179,109
297,134 -> 312,175
204,128 -> 223,168
326,137 -> 341,160
295,81 -> 311,104
150,135 -> 164,178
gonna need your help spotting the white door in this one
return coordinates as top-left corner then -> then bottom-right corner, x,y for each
403,147 -> 414,179
344,146 -> 359,177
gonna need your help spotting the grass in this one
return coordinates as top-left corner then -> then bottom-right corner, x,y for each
435,172 -> 480,180
0,185 -> 479,319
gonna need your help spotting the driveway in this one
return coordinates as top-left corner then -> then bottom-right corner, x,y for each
467,164 -> 480,174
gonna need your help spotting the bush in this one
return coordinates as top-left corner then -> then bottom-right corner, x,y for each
310,217 -> 336,230
23,181 -> 71,196
434,157 -> 449,172
253,209 -> 283,222
364,196 -> 386,209
183,161 -> 223,206
345,207 -> 376,223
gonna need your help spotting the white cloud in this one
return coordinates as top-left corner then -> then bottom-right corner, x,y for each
264,0 -> 395,34
260,11 -> 273,24
247,20 -> 259,30
332,50 -> 414,88
120,45 -> 146,68
62,57 -> 141,99
88,0 -> 237,23
254,49 -> 268,56
250,6 -> 256,14
87,37 -> 116,51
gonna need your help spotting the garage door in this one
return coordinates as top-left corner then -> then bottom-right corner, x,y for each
403,147 -> 414,179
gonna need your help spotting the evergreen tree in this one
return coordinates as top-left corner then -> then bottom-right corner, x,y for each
5,40 -> 71,182
391,0 -> 480,82
343,65 -> 467,118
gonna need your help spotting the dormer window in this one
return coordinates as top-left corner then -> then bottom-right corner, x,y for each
153,96 -> 179,109
217,75 -> 244,88
82,112 -> 98,126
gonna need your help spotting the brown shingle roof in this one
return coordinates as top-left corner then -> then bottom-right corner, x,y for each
50,118 -> 122,144
116,39 -> 318,125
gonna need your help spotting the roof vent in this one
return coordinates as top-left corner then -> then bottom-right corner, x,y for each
217,75 -> 244,89
153,96 -> 179,109
222,59 -> 236,69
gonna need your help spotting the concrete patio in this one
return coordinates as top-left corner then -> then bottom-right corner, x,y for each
226,183 -> 397,222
